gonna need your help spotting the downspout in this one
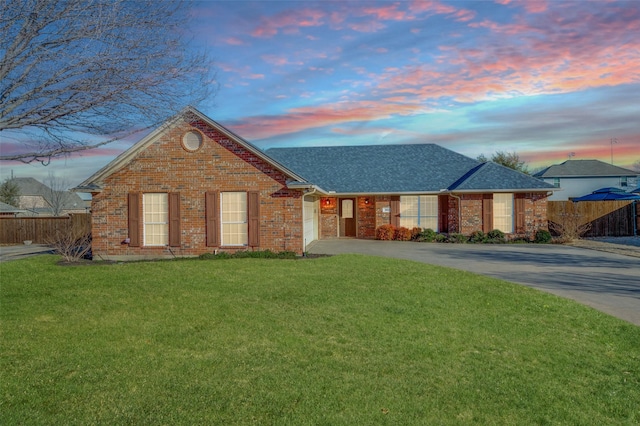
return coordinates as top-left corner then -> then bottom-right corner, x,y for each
448,192 -> 462,234
303,187 -> 318,255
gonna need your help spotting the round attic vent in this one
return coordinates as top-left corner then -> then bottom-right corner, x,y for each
182,130 -> 203,152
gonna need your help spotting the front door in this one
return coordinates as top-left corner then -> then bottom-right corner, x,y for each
340,198 -> 356,237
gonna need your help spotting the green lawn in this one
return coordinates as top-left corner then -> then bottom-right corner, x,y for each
1,254 -> 639,425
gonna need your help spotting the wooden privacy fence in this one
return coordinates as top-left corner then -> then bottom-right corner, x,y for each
0,214 -> 91,244
548,200 -> 638,237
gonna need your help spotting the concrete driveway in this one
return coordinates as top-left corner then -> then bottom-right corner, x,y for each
308,240 -> 640,327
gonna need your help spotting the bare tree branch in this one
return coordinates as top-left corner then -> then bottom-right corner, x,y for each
0,0 -> 217,163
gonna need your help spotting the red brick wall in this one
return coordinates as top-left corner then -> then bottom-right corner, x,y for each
459,194 -> 484,234
458,192 -> 549,238
90,117 -> 304,259
357,196 -> 376,239
319,197 -> 338,239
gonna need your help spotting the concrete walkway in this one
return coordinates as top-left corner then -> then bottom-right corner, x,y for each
308,239 -> 640,327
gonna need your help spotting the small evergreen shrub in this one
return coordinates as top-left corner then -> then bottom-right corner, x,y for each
418,228 -> 437,242
376,224 -> 396,240
534,229 -> 552,244
394,227 -> 413,241
487,229 -> 506,243
434,233 -> 447,243
447,233 -> 467,244
468,230 -> 487,244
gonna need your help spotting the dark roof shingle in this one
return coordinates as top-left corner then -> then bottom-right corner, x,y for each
267,144 -> 554,193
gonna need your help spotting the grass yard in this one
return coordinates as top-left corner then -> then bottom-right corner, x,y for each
1,254 -> 639,424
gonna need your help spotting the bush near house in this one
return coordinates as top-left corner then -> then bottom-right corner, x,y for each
375,226 -> 547,244
376,224 -> 396,240
394,226 -> 413,241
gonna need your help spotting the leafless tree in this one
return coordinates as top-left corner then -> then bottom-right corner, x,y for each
633,160 -> 640,173
0,0 -> 216,164
43,173 -> 70,216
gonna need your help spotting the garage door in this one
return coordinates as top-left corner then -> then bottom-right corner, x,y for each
303,196 -> 318,248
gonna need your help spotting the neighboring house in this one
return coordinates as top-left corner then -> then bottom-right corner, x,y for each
534,160 -> 638,201
74,107 -> 554,260
0,201 -> 27,217
13,177 -> 86,216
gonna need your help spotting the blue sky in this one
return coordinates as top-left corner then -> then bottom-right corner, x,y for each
1,0 -> 639,188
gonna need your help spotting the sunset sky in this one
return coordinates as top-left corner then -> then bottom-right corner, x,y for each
1,0 -> 639,188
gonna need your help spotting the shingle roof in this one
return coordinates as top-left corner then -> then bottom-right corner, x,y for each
449,162 -> 554,191
13,177 -> 84,210
534,160 -> 638,178
267,144 -> 554,193
0,201 -> 25,213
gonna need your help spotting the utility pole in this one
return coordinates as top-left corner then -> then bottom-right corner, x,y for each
610,138 -> 617,164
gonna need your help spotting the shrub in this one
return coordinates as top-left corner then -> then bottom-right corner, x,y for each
434,233 -> 447,243
410,227 -> 422,241
376,224 -> 395,240
447,233 -> 467,244
46,231 -> 92,262
487,229 -> 506,244
418,228 -> 437,242
468,230 -> 487,244
394,226 -> 413,241
534,229 -> 552,244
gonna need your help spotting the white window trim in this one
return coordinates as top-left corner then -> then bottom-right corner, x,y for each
220,192 -> 248,246
143,193 -> 168,246
400,195 -> 438,231
493,193 -> 514,234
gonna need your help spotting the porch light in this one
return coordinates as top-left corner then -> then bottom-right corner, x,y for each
364,198 -> 370,204
324,198 -> 330,206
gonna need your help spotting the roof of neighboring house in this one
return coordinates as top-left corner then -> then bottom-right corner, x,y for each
0,201 -> 26,213
13,177 -> 84,211
533,160 -> 638,178
267,145 -> 554,194
74,106 -> 306,192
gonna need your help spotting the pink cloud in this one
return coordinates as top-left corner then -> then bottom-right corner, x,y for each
229,100 -> 425,140
361,4 -> 408,21
251,8 -> 326,38
223,37 -> 245,46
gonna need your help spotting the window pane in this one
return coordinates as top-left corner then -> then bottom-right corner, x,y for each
493,193 -> 513,233
143,193 -> 168,246
221,192 -> 248,246
400,195 -> 438,230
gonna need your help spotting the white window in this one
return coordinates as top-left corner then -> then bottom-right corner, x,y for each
493,193 -> 513,233
621,177 -> 628,187
400,195 -> 438,230
221,192 -> 248,246
143,193 -> 168,246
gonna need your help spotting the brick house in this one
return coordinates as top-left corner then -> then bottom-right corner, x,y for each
75,107 -> 554,260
